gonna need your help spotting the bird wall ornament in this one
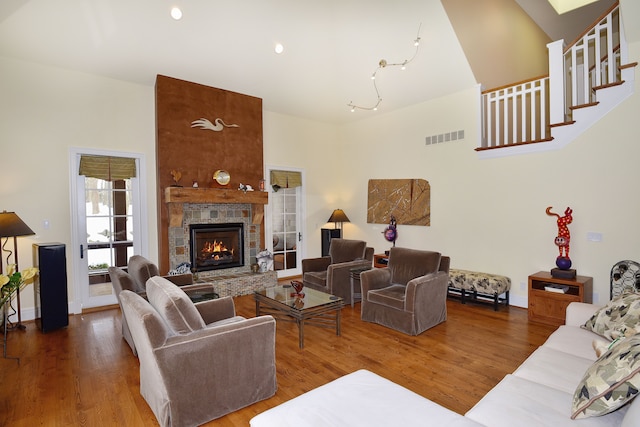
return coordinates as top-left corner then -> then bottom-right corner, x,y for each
190,118 -> 239,132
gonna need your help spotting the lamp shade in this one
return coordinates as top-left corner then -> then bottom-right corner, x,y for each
328,209 -> 350,224
0,211 -> 35,238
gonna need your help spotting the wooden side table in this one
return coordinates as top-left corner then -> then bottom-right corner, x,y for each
373,253 -> 389,268
528,271 -> 593,326
349,266 -> 370,307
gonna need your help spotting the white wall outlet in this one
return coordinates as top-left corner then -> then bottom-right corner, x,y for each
587,232 -> 602,242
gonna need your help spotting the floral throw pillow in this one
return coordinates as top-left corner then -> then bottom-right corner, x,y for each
582,292 -> 640,340
572,334 -> 640,419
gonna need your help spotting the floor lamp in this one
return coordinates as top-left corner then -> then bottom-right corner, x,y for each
0,211 -> 35,330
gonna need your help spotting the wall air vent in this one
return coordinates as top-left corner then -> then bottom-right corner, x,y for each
425,129 -> 464,145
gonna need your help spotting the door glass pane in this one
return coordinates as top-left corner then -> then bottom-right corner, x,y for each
84,176 -> 134,298
272,187 -> 299,272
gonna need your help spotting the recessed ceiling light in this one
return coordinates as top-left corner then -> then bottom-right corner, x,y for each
171,7 -> 183,20
275,43 -> 284,54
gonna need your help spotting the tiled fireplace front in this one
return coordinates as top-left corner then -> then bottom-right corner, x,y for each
168,202 -> 276,296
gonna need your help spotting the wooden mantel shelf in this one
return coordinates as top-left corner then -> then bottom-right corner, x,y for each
165,187 -> 268,226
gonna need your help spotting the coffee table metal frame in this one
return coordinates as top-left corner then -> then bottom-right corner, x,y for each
254,286 -> 343,349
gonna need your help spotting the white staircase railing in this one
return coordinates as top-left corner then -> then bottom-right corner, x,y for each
481,76 -> 550,149
479,2 -> 624,153
564,5 -> 620,116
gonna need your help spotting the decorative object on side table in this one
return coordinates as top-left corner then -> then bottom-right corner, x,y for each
546,206 -> 575,279
382,215 -> 398,247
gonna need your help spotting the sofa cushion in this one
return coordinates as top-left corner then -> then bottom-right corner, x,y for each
466,374 -> 628,427
250,369 -> 482,427
367,284 -> 406,310
622,392 -> 640,427
513,346 -> 594,394
571,334 -> 640,419
146,276 -> 205,334
303,271 -> 328,289
582,292 -> 640,340
542,325 -> 601,361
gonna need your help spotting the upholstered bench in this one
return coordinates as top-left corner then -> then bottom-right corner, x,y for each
447,268 -> 511,311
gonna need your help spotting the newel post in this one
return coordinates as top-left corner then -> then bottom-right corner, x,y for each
547,39 -> 566,125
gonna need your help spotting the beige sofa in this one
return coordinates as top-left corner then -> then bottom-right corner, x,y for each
120,276 -> 277,427
250,301 -> 640,426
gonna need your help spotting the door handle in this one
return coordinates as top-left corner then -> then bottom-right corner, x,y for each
298,232 -> 302,242
80,244 -> 84,259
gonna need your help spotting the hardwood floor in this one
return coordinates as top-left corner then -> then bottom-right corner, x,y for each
0,295 -> 556,426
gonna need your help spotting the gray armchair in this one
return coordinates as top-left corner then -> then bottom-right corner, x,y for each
360,247 -> 450,335
302,239 -> 373,303
108,266 -> 143,355
109,258 -> 216,355
128,255 -> 193,288
119,276 -> 277,427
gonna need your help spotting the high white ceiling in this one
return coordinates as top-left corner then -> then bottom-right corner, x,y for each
0,0 -> 633,124
0,0 -> 478,124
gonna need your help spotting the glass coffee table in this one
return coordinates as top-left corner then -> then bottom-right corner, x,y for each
254,286 -> 343,349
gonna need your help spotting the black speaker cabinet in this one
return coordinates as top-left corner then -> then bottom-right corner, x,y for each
321,228 -> 341,257
33,243 -> 69,332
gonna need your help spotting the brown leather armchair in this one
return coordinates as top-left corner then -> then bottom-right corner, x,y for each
360,247 -> 450,335
302,239 -> 373,304
119,276 -> 277,426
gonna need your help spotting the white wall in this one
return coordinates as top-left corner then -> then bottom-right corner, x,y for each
0,56 -> 157,314
2,38 -> 638,316
262,110 -> 340,261
330,41 -> 640,307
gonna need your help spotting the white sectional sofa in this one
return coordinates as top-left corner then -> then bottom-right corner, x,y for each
250,302 -> 640,426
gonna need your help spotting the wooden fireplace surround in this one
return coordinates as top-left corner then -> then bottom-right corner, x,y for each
156,75 -> 266,273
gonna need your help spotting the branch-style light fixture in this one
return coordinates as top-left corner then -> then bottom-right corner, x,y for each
327,209 -> 350,229
0,211 -> 35,330
348,24 -> 422,112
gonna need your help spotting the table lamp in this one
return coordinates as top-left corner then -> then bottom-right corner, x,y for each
328,209 -> 350,230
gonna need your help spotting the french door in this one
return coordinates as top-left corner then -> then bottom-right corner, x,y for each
266,167 -> 304,278
69,149 -> 147,311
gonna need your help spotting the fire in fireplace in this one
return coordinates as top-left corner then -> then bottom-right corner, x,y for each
189,223 -> 244,272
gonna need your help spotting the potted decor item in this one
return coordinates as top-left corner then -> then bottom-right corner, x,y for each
546,206 -> 575,279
